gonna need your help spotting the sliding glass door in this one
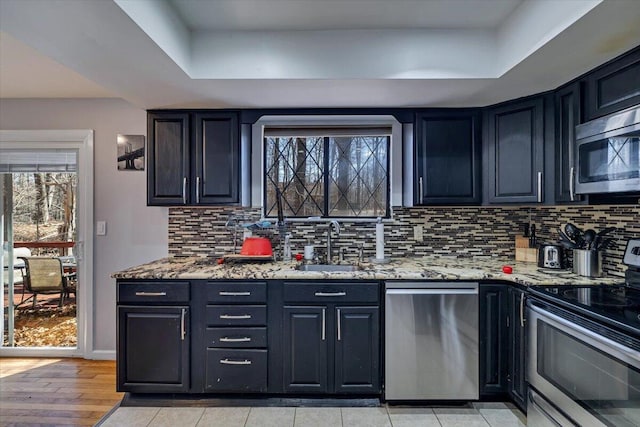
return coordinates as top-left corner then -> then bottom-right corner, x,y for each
1,150 -> 78,349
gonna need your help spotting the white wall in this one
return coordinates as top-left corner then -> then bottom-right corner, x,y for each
0,98 -> 168,354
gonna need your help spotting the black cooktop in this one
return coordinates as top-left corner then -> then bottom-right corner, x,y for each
530,284 -> 640,336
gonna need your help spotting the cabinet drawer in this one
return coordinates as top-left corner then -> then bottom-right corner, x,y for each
206,281 -> 267,303
117,281 -> 189,303
284,282 -> 379,303
206,305 -> 267,326
205,327 -> 267,348
205,349 -> 267,392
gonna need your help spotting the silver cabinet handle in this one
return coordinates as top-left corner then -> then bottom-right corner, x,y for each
520,292 -> 526,328
418,176 -> 424,204
219,291 -> 251,296
220,314 -> 251,319
219,337 -> 251,343
196,176 -> 201,204
321,308 -> 326,341
180,308 -> 186,341
337,308 -> 342,341
537,171 -> 543,203
569,166 -> 575,201
182,177 -> 187,204
220,359 -> 252,365
135,291 -> 167,296
314,292 -> 346,297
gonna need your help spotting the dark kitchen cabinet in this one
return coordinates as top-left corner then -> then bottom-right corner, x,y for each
283,306 -> 329,393
117,306 -> 190,393
194,112 -> 239,204
203,281 -> 268,393
415,111 -> 481,204
282,282 -> 381,395
479,284 -> 509,396
508,287 -> 527,410
334,306 -> 380,393
147,112 -> 190,205
116,280 -> 191,393
147,111 -> 239,206
554,83 -> 583,204
486,97 -> 545,204
584,47 -> 640,121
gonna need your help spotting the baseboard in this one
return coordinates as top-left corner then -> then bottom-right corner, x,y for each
87,349 -> 116,360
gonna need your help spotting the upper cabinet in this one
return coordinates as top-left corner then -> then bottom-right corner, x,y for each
584,48 -> 640,121
147,111 -> 240,206
554,83 -> 583,204
485,97 -> 545,204
414,111 -> 481,205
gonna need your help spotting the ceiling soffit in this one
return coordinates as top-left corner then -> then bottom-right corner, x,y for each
115,0 -> 601,79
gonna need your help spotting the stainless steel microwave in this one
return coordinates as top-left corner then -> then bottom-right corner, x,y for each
575,105 -> 640,194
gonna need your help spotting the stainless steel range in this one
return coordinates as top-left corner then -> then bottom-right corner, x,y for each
527,238 -> 640,427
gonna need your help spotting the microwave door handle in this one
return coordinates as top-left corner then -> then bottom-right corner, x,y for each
570,167 -> 575,201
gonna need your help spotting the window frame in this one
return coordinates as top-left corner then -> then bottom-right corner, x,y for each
262,134 -> 391,219
251,115 -> 405,221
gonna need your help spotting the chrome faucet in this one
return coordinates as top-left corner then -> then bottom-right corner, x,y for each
326,220 -> 341,264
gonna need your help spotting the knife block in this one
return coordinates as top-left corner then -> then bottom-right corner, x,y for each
515,236 -> 538,263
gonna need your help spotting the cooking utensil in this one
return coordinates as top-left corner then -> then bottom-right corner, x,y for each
564,223 -> 580,240
558,229 -> 578,249
584,229 -> 596,249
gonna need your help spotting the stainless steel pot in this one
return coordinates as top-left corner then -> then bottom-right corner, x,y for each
572,249 -> 602,277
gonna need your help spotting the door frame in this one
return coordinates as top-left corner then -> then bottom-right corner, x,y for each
0,130 -> 94,358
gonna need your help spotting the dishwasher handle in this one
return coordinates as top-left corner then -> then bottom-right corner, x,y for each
386,288 -> 478,295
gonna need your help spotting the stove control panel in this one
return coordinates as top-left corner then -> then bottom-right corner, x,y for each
623,238 -> 640,267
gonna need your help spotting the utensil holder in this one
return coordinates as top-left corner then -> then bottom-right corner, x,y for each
572,249 -> 602,277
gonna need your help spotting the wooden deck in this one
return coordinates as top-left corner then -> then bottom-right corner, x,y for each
0,358 -> 123,426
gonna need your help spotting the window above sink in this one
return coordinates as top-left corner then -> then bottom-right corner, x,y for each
251,115 -> 405,220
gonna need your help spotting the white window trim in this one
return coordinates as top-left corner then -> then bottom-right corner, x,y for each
251,115 -> 404,220
0,130 -> 94,358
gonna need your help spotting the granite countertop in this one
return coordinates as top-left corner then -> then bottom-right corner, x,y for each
112,256 -> 624,287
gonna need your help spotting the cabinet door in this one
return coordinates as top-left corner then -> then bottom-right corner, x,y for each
479,285 -> 508,396
117,306 -> 189,392
283,306 -> 328,393
508,288 -> 527,410
415,112 -> 481,204
334,306 -> 380,393
194,112 -> 239,204
554,84 -> 583,204
487,98 -> 545,203
584,48 -> 640,120
147,112 -> 190,205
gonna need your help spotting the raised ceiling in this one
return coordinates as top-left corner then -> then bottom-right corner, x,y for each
0,0 -> 639,109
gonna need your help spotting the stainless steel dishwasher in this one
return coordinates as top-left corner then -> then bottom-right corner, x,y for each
385,282 -> 479,400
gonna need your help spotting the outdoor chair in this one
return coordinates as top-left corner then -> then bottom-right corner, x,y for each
19,256 -> 76,308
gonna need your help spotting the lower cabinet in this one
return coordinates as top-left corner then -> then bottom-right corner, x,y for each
203,281 -> 268,393
334,306 -> 380,393
479,285 -> 508,396
283,306 -> 329,393
282,282 -> 381,395
479,283 -> 528,411
117,306 -> 190,393
508,287 -> 528,410
205,348 -> 268,392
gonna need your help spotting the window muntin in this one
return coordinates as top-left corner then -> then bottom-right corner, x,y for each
264,132 -> 390,218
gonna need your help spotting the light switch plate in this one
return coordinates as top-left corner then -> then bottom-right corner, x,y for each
96,221 -> 106,236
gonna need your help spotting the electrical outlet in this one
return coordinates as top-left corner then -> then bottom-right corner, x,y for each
96,221 -> 106,236
413,225 -> 423,242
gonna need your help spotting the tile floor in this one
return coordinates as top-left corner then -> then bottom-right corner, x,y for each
98,402 -> 526,427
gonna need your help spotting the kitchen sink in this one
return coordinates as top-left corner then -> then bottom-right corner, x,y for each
295,264 -> 363,272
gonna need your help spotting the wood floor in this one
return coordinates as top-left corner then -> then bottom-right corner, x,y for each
0,358 -> 123,427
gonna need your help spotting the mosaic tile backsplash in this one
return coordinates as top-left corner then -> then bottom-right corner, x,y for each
169,205 -> 639,277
